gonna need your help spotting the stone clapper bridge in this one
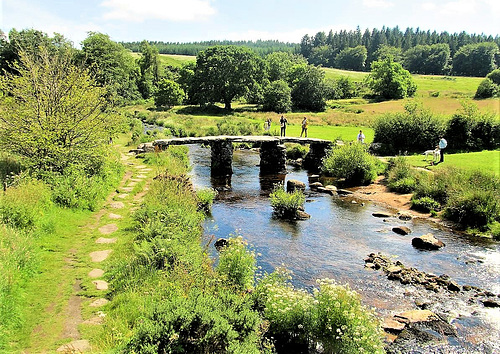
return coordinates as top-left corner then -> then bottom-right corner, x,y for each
133,136 -> 334,177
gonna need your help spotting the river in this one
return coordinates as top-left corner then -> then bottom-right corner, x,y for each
187,145 -> 500,353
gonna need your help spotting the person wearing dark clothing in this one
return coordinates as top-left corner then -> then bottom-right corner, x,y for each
280,115 -> 288,137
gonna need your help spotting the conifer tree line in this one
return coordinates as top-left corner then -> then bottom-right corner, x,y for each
121,39 -> 298,56
300,26 -> 499,76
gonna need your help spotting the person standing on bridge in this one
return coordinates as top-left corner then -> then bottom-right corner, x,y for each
280,115 -> 288,137
300,117 -> 308,137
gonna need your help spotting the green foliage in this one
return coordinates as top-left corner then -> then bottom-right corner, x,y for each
411,196 -> 441,212
262,80 -> 292,113
216,236 -> 257,291
0,152 -> 23,187
486,69 -> 500,85
0,46 -> 123,175
312,279 -> 384,354
446,101 -> 499,151
0,227 -> 38,349
452,42 -> 499,77
125,288 -> 262,354
403,44 -> 450,75
474,78 -> 498,99
285,144 -> 309,160
79,32 -> 140,101
289,64 -> 327,111
321,144 -> 379,186
366,57 -> 417,99
386,157 -> 420,193
192,46 -> 265,110
154,79 -> 185,108
335,45 -> 367,71
265,52 -> 307,82
214,119 -> 261,136
137,40 -> 162,99
269,185 -> 306,219
0,178 -> 51,229
196,187 -> 217,213
373,101 -> 445,154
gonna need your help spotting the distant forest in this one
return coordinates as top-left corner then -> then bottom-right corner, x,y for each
121,26 -> 500,76
120,39 -> 298,56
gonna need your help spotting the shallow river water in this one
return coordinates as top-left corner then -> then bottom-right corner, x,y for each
187,145 -> 500,353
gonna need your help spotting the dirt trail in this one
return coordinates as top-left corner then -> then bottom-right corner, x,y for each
55,152 -> 152,352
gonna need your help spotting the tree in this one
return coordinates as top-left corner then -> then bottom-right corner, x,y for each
265,52 -> 307,82
335,45 -> 367,71
289,64 -> 327,111
154,79 -> 185,108
262,80 -> 292,113
192,45 -> 264,110
79,32 -> 140,101
452,42 -> 499,77
474,78 -> 498,98
137,40 -> 162,99
366,58 -> 417,99
0,47 -> 121,174
403,44 -> 450,74
373,45 -> 403,63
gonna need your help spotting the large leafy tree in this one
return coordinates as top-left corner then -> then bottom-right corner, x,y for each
262,79 -> 292,113
366,58 -> 417,99
154,79 -> 184,108
403,43 -> 450,74
78,32 -> 140,101
0,47 -> 121,174
452,42 -> 499,77
335,45 -> 367,71
289,64 -> 327,111
137,40 -> 162,99
192,45 -> 264,110
265,52 -> 307,82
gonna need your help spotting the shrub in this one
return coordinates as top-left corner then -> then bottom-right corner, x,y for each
285,144 -> 309,160
446,101 -> 499,151
125,289 -> 262,353
474,78 -> 498,99
269,185 -> 305,219
373,101 -> 446,154
486,69 -> 500,85
0,178 -> 51,229
386,156 -> 418,193
321,143 -> 379,186
196,187 -> 217,213
366,57 -> 417,99
411,196 -> 441,212
312,279 -> 384,354
444,190 -> 500,229
216,236 -> 257,291
0,153 -> 23,187
154,79 -> 185,108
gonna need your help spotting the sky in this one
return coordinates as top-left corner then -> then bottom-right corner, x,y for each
1,0 -> 499,47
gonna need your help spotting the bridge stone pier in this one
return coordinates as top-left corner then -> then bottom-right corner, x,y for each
150,136 -> 333,177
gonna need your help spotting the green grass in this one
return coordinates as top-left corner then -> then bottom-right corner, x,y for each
404,150 -> 500,176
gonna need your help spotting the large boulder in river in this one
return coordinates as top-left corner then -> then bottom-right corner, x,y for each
412,233 -> 445,250
287,179 -> 306,192
393,226 -> 412,235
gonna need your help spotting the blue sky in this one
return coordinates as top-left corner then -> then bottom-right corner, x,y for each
1,0 -> 499,46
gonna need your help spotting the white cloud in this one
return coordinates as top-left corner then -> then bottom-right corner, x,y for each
100,0 -> 216,22
362,0 -> 394,8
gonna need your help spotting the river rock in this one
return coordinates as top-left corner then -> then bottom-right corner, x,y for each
324,185 -> 337,192
337,189 -> 353,196
383,317 -> 406,332
398,212 -> 412,221
481,298 -> 500,307
412,233 -> 445,250
287,179 -> 306,192
372,211 -> 393,218
214,238 -> 228,251
296,210 -> 311,220
395,310 -> 437,324
309,182 -> 323,189
393,226 -> 412,235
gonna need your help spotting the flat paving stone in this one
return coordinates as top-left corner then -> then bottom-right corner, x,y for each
98,224 -> 118,235
95,237 -> 117,244
82,316 -> 104,325
130,179 -> 142,182
109,202 -> 125,209
121,187 -> 134,192
140,168 -> 153,171
92,280 -> 109,290
57,340 -> 90,352
135,165 -> 147,169
89,250 -> 112,262
108,213 -> 122,219
117,193 -> 129,199
89,298 -> 109,307
136,175 -> 147,179
88,269 -> 104,278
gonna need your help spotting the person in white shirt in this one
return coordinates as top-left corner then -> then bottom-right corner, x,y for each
438,137 -> 447,163
357,130 -> 365,143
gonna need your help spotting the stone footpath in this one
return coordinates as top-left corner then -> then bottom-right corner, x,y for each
57,155 -> 151,352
